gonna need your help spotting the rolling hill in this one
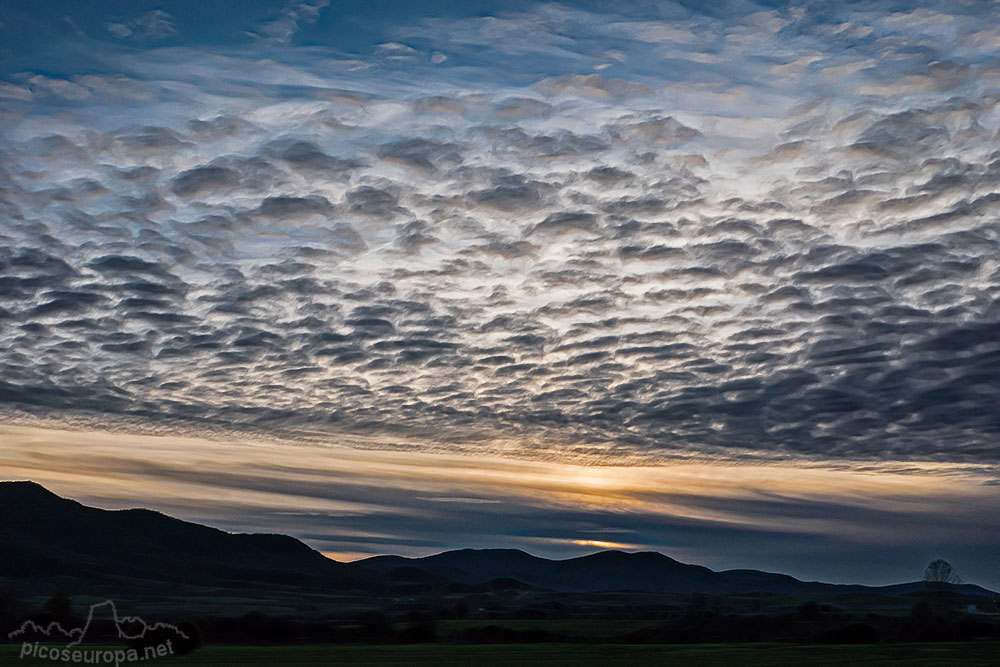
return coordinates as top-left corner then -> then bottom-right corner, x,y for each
0,480 -> 360,592
1,481 -> 993,599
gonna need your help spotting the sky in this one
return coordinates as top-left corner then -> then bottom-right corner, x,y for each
1,0 -> 999,589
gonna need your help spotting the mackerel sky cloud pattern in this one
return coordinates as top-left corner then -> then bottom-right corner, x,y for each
2,0 -> 1000,469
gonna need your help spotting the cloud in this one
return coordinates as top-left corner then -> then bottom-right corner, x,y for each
171,165 -> 240,197
538,74 -> 654,99
248,0 -> 330,43
106,10 -> 177,41
1,0 -> 1000,471
376,138 -> 462,171
265,139 -> 364,173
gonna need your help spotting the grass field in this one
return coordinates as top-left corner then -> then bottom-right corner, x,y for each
5,643 -> 1000,666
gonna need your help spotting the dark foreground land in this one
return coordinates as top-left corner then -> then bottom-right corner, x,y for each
4,483 -> 999,664
6,642 -> 1000,666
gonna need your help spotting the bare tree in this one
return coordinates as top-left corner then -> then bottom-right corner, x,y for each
923,559 -> 962,585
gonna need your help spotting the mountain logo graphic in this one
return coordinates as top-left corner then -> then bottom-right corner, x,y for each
8,600 -> 189,647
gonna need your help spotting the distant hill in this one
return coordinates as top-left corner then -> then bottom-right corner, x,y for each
356,549 -> 994,597
0,480 -> 360,592
1,481 -> 993,599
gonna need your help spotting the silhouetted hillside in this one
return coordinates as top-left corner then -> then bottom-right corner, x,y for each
0,481 -> 360,591
357,548 -> 994,596
1,482 -> 993,600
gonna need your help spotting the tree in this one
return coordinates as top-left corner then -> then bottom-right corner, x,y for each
923,559 -> 962,585
42,592 -> 74,620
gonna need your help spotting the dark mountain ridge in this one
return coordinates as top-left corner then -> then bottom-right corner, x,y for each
0,481 -> 357,590
356,548 -> 992,597
1,481 -> 993,598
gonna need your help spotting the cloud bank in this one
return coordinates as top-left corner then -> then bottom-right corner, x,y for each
2,1 -> 1000,467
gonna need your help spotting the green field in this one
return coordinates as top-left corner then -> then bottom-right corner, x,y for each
6,643 -> 1000,666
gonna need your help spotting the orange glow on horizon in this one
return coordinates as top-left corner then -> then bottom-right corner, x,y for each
322,551 -> 374,563
1,421 -> 998,567
571,539 -> 639,550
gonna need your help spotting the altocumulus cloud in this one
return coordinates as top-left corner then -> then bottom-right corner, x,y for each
1,0 -> 1000,469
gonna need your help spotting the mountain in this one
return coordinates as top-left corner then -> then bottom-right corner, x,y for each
358,548 -> 717,593
1,481 -> 993,599
355,548 -> 993,597
0,480 -> 360,591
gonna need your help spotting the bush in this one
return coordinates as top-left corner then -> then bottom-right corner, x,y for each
42,592 -> 74,620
